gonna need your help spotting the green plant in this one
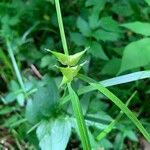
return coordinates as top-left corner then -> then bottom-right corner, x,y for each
1,0 -> 150,149
51,1 -> 150,148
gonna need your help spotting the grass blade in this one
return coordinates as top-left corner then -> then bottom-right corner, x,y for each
6,39 -> 26,93
67,83 -> 91,150
60,71 -> 150,105
79,74 -> 150,142
96,91 -> 137,141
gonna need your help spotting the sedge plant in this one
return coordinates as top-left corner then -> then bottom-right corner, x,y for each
50,0 -> 150,149
4,0 -> 150,149
34,0 -> 150,150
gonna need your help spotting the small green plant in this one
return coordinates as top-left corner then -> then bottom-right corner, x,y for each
1,0 -> 150,149
43,0 -> 150,149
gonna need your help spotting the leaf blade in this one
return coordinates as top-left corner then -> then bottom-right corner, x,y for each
67,83 -> 91,150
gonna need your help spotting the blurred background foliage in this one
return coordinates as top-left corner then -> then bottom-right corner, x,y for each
0,0 -> 150,149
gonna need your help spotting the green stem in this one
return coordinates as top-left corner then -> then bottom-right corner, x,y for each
54,0 -> 91,148
6,39 -> 26,93
55,0 -> 69,55
67,83 -> 91,150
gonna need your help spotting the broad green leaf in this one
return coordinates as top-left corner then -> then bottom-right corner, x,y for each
70,32 -> 87,46
67,83 -> 91,150
26,77 -> 59,124
101,58 -> 121,75
119,38 -> 150,73
89,41 -> 108,60
37,117 -> 71,150
16,93 -> 24,106
25,98 -> 43,124
145,0 -> 150,6
40,55 -> 57,68
88,11 -> 100,29
48,49 -> 87,66
85,0 -> 106,8
121,22 -> 150,36
100,16 -> 121,32
4,92 -> 18,103
77,17 -> 91,37
112,1 -> 133,17
33,80 -> 59,117
79,75 -> 150,142
93,29 -> 120,42
125,130 -> 138,142
99,138 -> 113,149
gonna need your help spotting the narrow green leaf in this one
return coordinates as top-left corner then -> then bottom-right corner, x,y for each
96,91 -> 137,141
79,75 -> 150,142
0,48 -> 14,73
67,83 -> 91,150
121,22 -> 150,36
6,40 -> 26,93
60,71 -> 150,105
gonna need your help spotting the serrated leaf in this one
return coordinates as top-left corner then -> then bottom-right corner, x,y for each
121,22 -> 150,36
119,38 -> 150,73
89,41 -> 108,60
36,118 -> 71,150
112,1 -> 133,17
70,32 -> 87,46
77,17 -> 91,37
100,16 -> 121,32
93,29 -> 120,42
48,49 -> 87,66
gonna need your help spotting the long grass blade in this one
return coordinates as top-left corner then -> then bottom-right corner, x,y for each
96,91 -> 137,141
60,71 -> 150,105
6,39 -> 26,93
67,83 -> 91,150
79,74 -> 150,142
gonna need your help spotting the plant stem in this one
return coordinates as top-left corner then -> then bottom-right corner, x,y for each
54,1 -> 91,149
55,0 -> 69,55
6,39 -> 26,93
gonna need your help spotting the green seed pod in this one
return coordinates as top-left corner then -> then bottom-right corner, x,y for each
46,47 -> 88,66
58,62 -> 86,86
